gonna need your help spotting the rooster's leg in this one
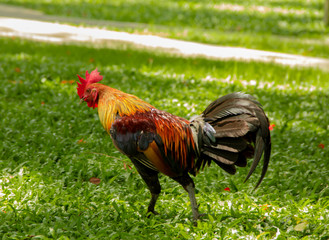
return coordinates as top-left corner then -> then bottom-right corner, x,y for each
148,193 -> 160,214
138,173 -> 161,214
186,182 -> 201,221
130,158 -> 161,215
172,173 -> 202,221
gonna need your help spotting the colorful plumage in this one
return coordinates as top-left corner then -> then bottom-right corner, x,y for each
77,69 -> 271,222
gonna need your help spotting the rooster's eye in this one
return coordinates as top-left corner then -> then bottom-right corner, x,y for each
86,89 -> 91,93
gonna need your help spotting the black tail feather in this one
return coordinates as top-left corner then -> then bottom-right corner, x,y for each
191,92 -> 271,187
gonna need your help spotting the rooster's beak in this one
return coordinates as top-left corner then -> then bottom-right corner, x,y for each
79,97 -> 85,104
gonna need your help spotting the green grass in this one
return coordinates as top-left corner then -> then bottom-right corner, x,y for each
1,0 -> 329,58
1,37 -> 329,239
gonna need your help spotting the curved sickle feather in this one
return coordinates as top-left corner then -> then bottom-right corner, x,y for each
254,139 -> 271,189
244,114 -> 271,189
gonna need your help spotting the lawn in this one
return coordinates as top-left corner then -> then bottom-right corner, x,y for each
0,36 -> 329,239
0,0 -> 329,58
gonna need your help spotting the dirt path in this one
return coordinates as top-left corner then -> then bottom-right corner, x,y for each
0,4 -> 328,71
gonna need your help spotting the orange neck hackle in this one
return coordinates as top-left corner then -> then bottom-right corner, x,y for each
77,69 -> 154,130
96,84 -> 154,132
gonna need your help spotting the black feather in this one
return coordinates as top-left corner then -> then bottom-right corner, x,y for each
139,132 -> 154,151
213,160 -> 236,175
198,92 -> 271,188
203,146 -> 239,165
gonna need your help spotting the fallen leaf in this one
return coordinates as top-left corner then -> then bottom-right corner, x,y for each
123,162 -> 132,170
269,124 -> 275,131
61,80 -> 75,84
89,177 -> 101,185
89,58 -> 95,63
224,187 -> 231,192
260,204 -> 269,211
8,80 -> 23,84
14,67 -> 21,73
294,221 -> 308,232
78,139 -> 86,144
318,143 -> 325,149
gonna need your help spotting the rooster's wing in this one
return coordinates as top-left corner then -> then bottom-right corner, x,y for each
110,109 -> 197,177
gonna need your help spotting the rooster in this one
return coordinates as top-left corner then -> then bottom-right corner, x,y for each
77,69 -> 271,222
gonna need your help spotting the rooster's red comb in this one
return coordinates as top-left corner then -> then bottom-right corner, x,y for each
77,68 -> 103,98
